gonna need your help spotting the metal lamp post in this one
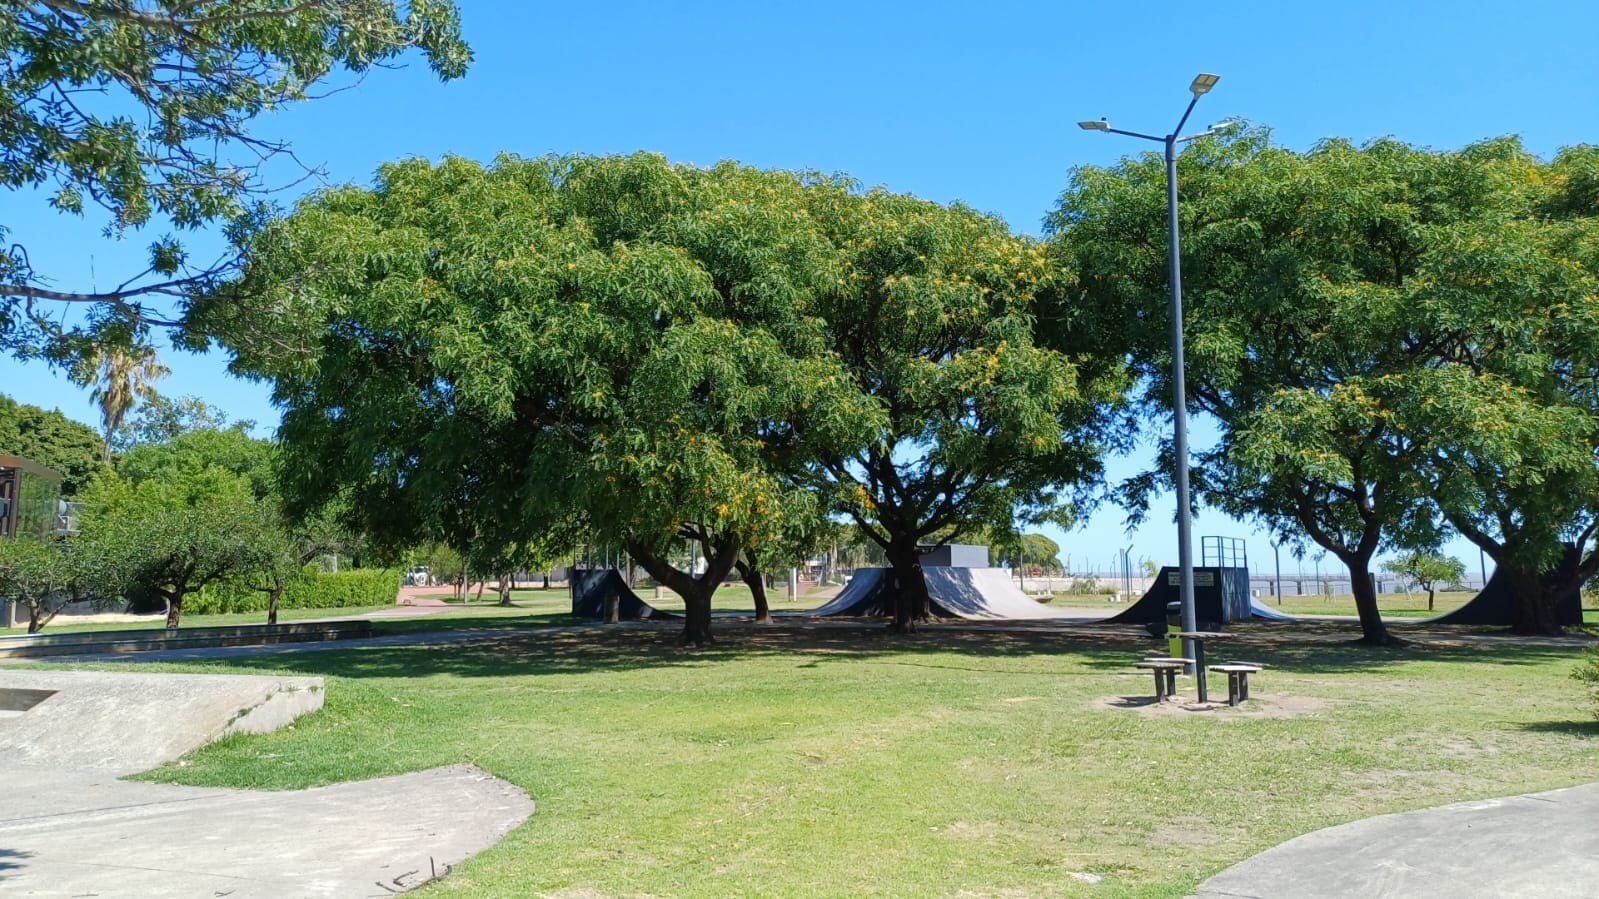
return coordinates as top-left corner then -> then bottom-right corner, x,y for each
1080,73 -> 1229,701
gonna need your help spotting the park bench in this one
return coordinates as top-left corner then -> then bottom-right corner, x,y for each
1135,659 -> 1187,701
1207,663 -> 1264,706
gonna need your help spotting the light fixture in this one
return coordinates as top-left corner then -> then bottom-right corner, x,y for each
1189,73 -> 1220,96
1078,120 -> 1109,131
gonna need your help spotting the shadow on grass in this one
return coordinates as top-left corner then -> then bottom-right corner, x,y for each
167,616 -> 1594,684
1513,719 -> 1599,737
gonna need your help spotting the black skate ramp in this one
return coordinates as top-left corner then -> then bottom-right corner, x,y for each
570,569 -> 676,621
808,568 -> 1083,620
1106,566 -> 1267,626
1427,568 -> 1583,627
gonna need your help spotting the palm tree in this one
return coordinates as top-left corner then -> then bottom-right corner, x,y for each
87,346 -> 169,462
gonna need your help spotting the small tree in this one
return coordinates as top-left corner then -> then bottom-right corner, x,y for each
1383,551 -> 1467,611
79,466 -> 273,628
0,536 -> 118,633
1576,648 -> 1599,719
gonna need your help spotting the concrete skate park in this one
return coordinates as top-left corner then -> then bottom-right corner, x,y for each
0,668 -> 532,896
1,537 -> 1595,897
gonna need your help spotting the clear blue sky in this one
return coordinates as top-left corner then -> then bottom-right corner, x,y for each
5,0 -> 1596,576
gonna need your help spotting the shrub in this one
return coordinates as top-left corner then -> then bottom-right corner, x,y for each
188,568 -> 401,615
1577,647 -> 1599,719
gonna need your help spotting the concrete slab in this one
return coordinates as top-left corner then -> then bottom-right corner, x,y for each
0,764 -> 533,897
1195,782 -> 1599,898
0,669 -> 535,895
0,669 -> 324,774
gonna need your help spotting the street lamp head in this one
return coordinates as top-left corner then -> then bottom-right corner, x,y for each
1189,73 -> 1220,96
1078,119 -> 1110,132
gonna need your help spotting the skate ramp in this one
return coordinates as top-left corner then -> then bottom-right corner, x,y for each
0,669 -> 323,774
1105,566 -> 1264,626
808,567 -> 1082,620
570,568 -> 676,620
1428,568 -> 1583,627
0,669 -> 535,896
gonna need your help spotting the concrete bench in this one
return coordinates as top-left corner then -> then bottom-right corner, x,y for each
1208,664 -> 1263,706
0,620 -> 375,659
1135,660 -> 1187,701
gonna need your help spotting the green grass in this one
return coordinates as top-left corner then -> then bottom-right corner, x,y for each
0,603 -> 406,637
118,620 -> 1599,898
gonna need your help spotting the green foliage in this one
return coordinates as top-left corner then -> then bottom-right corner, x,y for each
1383,551 -> 1466,592
76,464 -> 275,625
187,568 -> 400,615
110,393 -> 243,453
117,427 -> 276,499
797,178 -> 1124,603
0,393 -> 109,495
202,153 -> 882,641
1052,128 -> 1599,638
1,0 -> 470,356
0,534 -> 118,631
1577,647 -> 1599,719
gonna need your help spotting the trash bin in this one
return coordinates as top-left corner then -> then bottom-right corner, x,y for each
1166,601 -> 1184,660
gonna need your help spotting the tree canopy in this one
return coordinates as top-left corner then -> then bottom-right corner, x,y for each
1052,129 -> 1599,636
798,181 -> 1125,630
1,0 -> 470,359
205,153 -> 876,644
0,392 -> 107,494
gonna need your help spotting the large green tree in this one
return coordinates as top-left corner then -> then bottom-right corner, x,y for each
1048,130 -> 1568,643
202,153 -> 874,645
0,392 -> 108,494
799,183 -> 1125,631
1,0 -> 469,357
78,463 -> 273,628
1371,145 -> 1599,633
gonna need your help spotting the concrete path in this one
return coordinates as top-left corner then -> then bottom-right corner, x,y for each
1196,782 -> 1599,898
0,669 -> 534,896
0,764 -> 532,897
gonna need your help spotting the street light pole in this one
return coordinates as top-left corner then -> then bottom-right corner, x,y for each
1080,73 -> 1228,702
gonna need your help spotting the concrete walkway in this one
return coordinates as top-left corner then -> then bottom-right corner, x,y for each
1196,782 -> 1599,898
0,669 -> 534,896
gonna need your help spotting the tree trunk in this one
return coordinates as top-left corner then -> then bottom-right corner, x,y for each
1344,561 -> 1399,645
734,558 -> 772,624
268,587 -> 282,625
680,585 -> 714,647
498,573 -> 513,606
884,540 -> 931,633
542,571 -> 550,590
27,604 -> 43,634
605,591 -> 619,624
1427,587 -> 1435,612
1501,562 -> 1572,636
165,592 -> 184,630
626,531 -> 740,647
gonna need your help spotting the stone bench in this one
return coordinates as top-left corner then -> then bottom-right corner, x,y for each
1208,664 -> 1264,706
0,620 -> 375,659
1135,660 -> 1187,701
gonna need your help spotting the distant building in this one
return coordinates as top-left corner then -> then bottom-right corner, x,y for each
0,455 -> 63,540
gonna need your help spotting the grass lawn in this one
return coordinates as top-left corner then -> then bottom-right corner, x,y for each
114,620 -> 1599,898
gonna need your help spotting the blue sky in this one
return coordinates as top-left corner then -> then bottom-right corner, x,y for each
4,0 -> 1596,576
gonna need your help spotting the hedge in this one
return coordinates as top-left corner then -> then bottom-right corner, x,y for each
187,568 -> 401,615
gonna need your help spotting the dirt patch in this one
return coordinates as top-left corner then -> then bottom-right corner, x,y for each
1092,692 -> 1334,719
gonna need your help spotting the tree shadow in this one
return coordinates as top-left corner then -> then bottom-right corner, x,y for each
0,847 -> 33,878
1513,720 -> 1599,737
162,617 -> 1592,683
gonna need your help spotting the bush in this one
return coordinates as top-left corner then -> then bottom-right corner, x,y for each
1577,647 -> 1599,719
187,568 -> 401,615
